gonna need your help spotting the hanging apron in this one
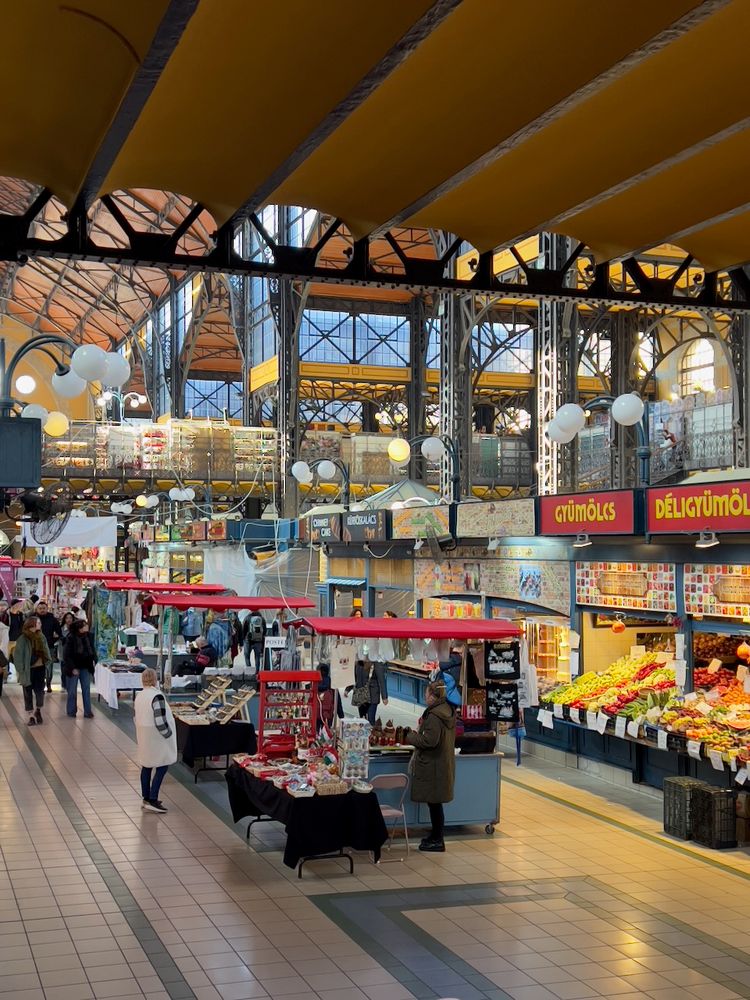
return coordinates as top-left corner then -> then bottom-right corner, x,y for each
134,686 -> 177,768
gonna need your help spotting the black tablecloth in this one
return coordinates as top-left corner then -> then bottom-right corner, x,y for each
176,720 -> 256,767
225,764 -> 388,868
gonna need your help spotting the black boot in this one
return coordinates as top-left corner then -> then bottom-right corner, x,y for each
419,838 -> 445,853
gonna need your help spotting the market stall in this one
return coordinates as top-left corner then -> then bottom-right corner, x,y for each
300,614 -> 521,834
93,582 -> 229,709
150,594 -> 316,686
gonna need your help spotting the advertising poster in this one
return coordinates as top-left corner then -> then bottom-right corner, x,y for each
481,559 -> 570,615
684,563 -> 750,619
576,561 -> 677,613
391,504 -> 450,539
456,499 -> 535,538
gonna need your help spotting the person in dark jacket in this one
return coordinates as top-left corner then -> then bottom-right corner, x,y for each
317,662 -> 343,729
346,658 -> 388,725
404,680 -> 456,853
8,600 -> 25,650
63,619 -> 96,718
176,636 -> 218,675
35,600 -> 61,692
242,612 -> 267,672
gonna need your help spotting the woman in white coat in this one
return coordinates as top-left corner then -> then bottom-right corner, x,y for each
134,668 -> 177,814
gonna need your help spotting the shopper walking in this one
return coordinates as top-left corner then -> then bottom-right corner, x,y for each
134,668 -> 177,814
404,679 -> 456,853
7,599 -> 25,658
14,615 -> 52,726
35,600 -> 61,692
0,612 -> 9,697
62,619 -> 96,718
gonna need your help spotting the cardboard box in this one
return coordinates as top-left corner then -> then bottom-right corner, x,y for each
736,817 -> 750,844
736,792 -> 750,819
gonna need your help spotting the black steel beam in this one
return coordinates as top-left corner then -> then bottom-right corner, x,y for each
1,210 -> 749,313
73,1 -> 199,209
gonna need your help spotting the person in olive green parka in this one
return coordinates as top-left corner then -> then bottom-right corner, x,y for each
14,615 -> 52,726
404,680 -> 456,853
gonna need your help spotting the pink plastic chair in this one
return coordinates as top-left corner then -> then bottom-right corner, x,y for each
371,773 -> 410,858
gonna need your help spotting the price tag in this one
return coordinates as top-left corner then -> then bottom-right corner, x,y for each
695,701 -> 712,716
687,740 -> 702,760
626,720 -> 639,739
737,663 -> 748,683
542,710 -> 554,730
630,645 -> 646,657
705,688 -> 720,703
675,634 -> 686,658
615,716 -> 627,739
735,767 -> 748,786
730,756 -> 738,772
586,711 -> 597,730
745,673 -> 750,694
596,712 -> 609,734
569,708 -> 580,724
657,729 -> 668,751
673,660 -> 687,688
684,691 -> 697,703
553,703 -> 563,719
536,708 -> 546,725
708,749 -> 725,771
707,658 -> 722,674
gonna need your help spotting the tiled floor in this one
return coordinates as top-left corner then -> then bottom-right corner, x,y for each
1,683 -> 750,1000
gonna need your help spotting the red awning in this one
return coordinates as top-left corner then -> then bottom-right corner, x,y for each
47,570 -> 136,581
299,616 -> 521,641
104,581 -> 226,594
151,595 -> 316,612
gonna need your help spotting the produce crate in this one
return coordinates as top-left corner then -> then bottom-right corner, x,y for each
663,777 -> 705,840
690,786 -> 738,850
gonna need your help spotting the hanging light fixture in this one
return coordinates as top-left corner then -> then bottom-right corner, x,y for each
572,533 -> 592,548
387,438 -> 411,464
695,530 -> 719,549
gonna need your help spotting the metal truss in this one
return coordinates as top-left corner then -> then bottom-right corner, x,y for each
3,187 -> 750,313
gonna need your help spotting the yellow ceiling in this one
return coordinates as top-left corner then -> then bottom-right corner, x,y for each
4,1 -> 750,272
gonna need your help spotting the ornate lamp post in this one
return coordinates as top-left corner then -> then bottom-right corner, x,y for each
290,458 -> 352,509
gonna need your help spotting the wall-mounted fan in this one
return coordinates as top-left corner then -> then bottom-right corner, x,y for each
7,483 -> 74,545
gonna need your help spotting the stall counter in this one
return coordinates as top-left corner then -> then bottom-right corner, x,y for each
369,750 -> 502,834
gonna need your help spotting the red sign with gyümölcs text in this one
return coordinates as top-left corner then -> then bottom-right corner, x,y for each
647,482 -> 750,534
539,490 -> 635,536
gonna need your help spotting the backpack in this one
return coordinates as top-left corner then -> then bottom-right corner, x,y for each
248,615 -> 264,643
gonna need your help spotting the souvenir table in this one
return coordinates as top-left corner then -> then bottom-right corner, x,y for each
225,763 -> 388,875
94,662 -> 144,709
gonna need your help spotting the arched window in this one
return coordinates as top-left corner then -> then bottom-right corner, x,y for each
680,340 -> 715,394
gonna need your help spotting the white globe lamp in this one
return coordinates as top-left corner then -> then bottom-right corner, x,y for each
44,411 -> 69,437
555,403 -> 586,433
52,369 -> 86,399
185,487 -> 196,501
168,487 -> 181,501
316,460 -> 337,480
611,392 -> 645,426
546,419 -> 576,444
71,344 -> 108,380
420,436 -> 445,462
101,352 -> 131,388
22,403 -> 49,423
387,438 -> 411,464
146,495 -> 160,508
15,375 -> 36,395
135,494 -> 148,508
291,461 -> 311,483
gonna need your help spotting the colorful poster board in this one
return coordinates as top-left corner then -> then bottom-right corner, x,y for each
342,509 -> 388,543
309,513 -> 342,544
576,561 -> 677,612
391,504 -> 450,539
456,499 -> 535,538
684,563 -> 750,619
481,559 -> 570,615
